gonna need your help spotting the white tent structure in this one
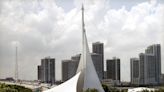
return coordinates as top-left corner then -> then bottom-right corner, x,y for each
44,5 -> 104,92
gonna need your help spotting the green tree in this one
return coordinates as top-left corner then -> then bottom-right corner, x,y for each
102,84 -> 110,92
85,88 -> 98,92
0,83 -> 32,92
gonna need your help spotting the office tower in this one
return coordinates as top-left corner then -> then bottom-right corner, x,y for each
106,57 -> 120,82
133,44 -> 162,85
37,57 -> 55,84
145,44 -> 161,84
91,53 -> 103,80
62,60 -> 71,82
38,65 -> 43,81
62,54 -> 80,82
92,42 -> 104,79
139,53 -> 145,85
130,58 -> 140,85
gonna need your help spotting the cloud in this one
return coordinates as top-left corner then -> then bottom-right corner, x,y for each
98,0 -> 164,80
0,0 -> 164,81
0,0 -> 66,80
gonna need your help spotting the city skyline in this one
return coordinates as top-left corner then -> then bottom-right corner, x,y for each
131,44 -> 161,85
0,0 -> 164,81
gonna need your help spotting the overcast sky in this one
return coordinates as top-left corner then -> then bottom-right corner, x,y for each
0,0 -> 164,81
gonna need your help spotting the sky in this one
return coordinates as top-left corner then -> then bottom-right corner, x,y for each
0,0 -> 164,81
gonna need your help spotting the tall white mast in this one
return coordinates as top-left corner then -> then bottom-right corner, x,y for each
82,4 -> 85,71
43,2 -> 104,92
77,4 -> 105,92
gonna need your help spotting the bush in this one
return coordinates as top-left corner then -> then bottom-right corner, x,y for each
102,84 -> 121,92
85,88 -> 98,92
0,83 -> 32,92
120,89 -> 128,92
102,84 -> 128,92
102,84 -> 109,92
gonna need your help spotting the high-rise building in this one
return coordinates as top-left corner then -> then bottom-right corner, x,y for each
91,53 -> 103,80
38,65 -> 43,81
92,42 -> 104,79
139,53 -> 145,85
62,60 -> 71,82
130,58 -> 140,85
62,60 -> 78,82
130,44 -> 161,85
145,44 -> 161,84
37,57 -> 55,84
62,54 -> 80,82
106,57 -> 120,83
139,44 -> 161,85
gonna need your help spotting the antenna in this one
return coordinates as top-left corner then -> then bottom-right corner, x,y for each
15,44 -> 18,82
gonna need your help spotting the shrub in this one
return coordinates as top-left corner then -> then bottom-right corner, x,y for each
85,88 -> 98,92
0,83 -> 32,92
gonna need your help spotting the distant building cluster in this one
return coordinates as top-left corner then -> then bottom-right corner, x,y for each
131,44 -> 161,85
37,43 -> 163,86
61,42 -> 121,86
37,41 -> 120,85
